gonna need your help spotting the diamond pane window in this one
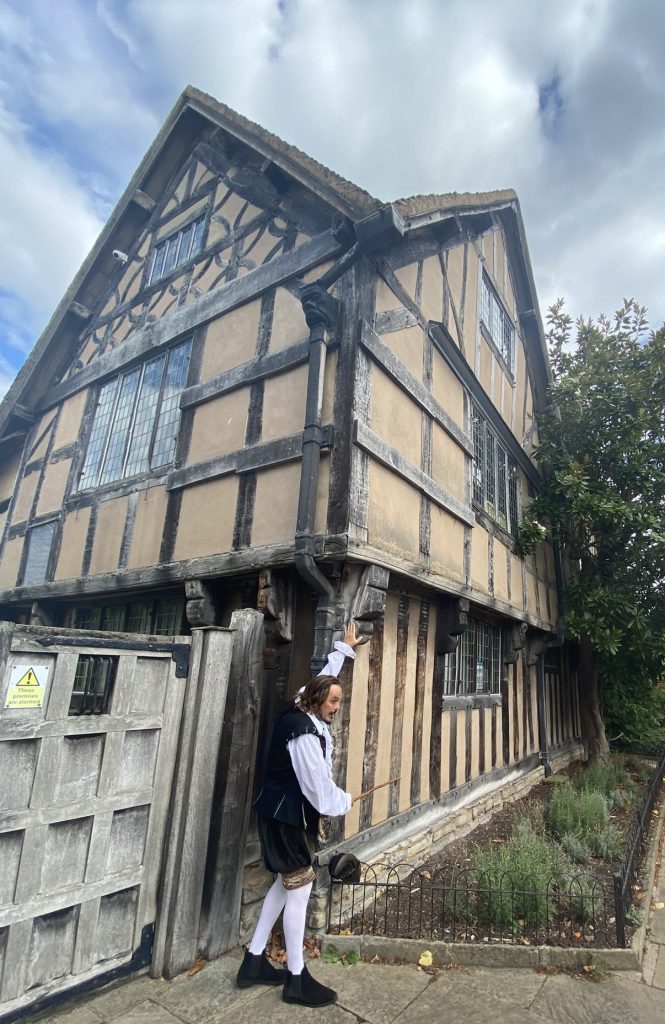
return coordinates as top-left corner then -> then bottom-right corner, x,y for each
78,339 -> 191,490
149,215 -> 206,285
480,274 -> 514,371
472,404 -> 520,536
22,522 -> 55,585
442,618 -> 502,697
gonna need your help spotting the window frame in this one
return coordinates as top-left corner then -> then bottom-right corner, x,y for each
21,520 -> 56,586
77,338 -> 192,493
480,274 -> 515,375
472,405 -> 520,538
148,214 -> 206,286
442,616 -> 503,699
74,596 -> 186,636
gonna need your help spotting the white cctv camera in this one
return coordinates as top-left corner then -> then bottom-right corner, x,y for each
112,249 -> 129,264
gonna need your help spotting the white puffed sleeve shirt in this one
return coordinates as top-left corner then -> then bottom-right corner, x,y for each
287,641 -> 355,817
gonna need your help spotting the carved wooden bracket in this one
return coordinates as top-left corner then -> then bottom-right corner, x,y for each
185,579 -> 219,628
436,597 -> 470,654
257,568 -> 294,642
526,630 -> 549,666
503,621 -> 528,664
300,282 -> 339,330
348,564 -> 389,640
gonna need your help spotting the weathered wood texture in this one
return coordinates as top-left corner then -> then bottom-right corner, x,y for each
0,623 -> 191,1017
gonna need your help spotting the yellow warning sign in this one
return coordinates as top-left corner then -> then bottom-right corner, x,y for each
4,664 -> 48,709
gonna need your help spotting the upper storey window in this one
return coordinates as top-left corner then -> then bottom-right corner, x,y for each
149,215 -> 206,285
472,405 -> 519,537
481,275 -> 515,372
78,338 -> 192,491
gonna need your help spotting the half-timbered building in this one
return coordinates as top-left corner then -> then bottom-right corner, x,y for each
0,88 -> 582,949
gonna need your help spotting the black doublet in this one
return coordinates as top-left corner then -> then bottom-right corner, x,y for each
253,701 -> 326,835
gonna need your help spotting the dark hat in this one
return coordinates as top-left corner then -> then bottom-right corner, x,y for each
328,853 -> 361,883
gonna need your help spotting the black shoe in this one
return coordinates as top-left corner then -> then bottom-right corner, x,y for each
282,966 -> 337,1007
236,949 -> 286,988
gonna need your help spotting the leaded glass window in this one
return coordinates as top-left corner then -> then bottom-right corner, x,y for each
481,275 -> 514,371
22,522 -> 55,585
471,405 -> 520,536
78,338 -> 191,490
442,618 -> 502,697
149,215 -> 206,284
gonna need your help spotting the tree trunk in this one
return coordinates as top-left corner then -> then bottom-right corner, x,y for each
578,634 -> 611,763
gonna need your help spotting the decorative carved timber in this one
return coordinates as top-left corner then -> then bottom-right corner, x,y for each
331,213 -> 356,248
131,189 -> 156,212
185,579 -> 219,627
349,565 -> 389,640
257,568 -> 293,642
436,597 -> 470,654
70,302 -> 92,320
226,166 -> 281,211
300,282 -> 339,330
503,622 -> 528,664
526,630 -> 549,666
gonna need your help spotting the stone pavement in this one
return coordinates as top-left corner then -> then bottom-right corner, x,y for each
34,796 -> 665,1024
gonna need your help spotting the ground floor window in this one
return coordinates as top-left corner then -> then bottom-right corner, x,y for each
74,596 -> 186,635
443,617 -> 502,696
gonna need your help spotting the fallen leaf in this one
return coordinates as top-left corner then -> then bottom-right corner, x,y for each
655,902 -> 665,910
308,947 -> 322,958
419,950 -> 434,967
187,956 -> 206,976
582,965 -> 594,974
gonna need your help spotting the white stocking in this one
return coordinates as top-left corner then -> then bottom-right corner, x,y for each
282,881 -> 313,975
248,875 -> 288,954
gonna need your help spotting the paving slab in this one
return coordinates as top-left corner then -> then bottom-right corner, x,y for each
652,946 -> 665,989
38,1005 -> 104,1024
99,1000 -> 185,1024
211,986 -> 357,1024
392,971 -> 553,1024
444,964 -> 547,1007
85,977 -> 165,1021
154,954 -> 267,1024
310,961 -> 432,1024
531,970 -> 665,1024
649,907 -> 665,943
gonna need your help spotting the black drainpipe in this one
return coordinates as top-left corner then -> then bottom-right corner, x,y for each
295,207 -> 406,670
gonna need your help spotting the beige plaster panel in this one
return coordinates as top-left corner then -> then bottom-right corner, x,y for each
201,300 -> 261,380
88,496 -> 128,577
478,337 -> 492,396
471,708 -> 480,780
118,263 -> 143,308
526,569 -> 539,617
321,350 -> 337,425
127,486 -> 169,570
455,708 -> 466,785
439,711 -> 451,795
218,190 -> 262,234
420,254 -> 444,324
419,601 -> 437,803
501,371 -> 514,425
484,706 -> 492,775
470,525 -> 489,595
431,347 -> 465,429
0,452 -> 20,501
174,475 -> 238,560
156,198 -> 208,241
431,422 -> 466,502
516,664 -> 525,759
429,505 -> 465,583
55,506 -> 91,581
395,263 -> 419,304
463,248 -> 480,345
481,231 -> 494,278
367,460 -> 420,562
301,260 -> 333,285
12,471 -> 39,524
374,276 -> 402,315
381,323 -> 425,383
548,585 -> 559,626
252,461 -> 300,547
270,287 -> 308,353
371,368 -> 422,467
343,625 -> 370,838
28,412 -> 57,462
514,341 -> 528,438
510,553 -> 524,611
176,473 -> 238,557
36,461 -> 71,517
243,221 -> 287,269
53,391 -> 87,450
262,364 -> 308,442
192,161 -> 214,192
314,455 -> 330,535
398,596 -> 420,813
189,388 -> 250,462
494,229 -> 506,293
0,537 -> 23,589
189,259 -> 228,299
493,538 -> 510,603
445,246 -> 465,347
372,591 -> 398,824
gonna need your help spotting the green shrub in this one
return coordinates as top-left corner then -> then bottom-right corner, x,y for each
588,823 -> 622,860
544,783 -> 609,837
575,760 -> 623,797
560,832 -> 592,863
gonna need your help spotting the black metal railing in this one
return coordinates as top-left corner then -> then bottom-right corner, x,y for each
329,751 -> 665,949
613,746 -> 665,945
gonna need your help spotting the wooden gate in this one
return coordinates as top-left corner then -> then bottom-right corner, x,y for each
0,622 -> 191,1020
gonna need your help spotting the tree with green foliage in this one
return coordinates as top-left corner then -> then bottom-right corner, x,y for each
521,299 -> 665,761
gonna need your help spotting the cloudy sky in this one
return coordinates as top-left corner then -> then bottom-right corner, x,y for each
0,0 -> 663,398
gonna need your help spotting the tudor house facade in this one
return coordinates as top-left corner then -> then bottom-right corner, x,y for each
0,89 -> 581,905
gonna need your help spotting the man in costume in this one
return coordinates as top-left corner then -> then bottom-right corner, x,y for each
236,621 -> 364,1006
